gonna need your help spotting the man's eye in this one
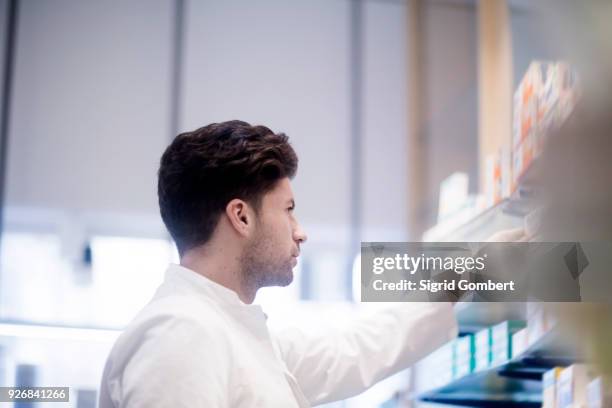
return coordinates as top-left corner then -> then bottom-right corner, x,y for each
288,206 -> 295,212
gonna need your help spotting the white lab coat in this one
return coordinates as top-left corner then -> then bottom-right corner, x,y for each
99,264 -> 457,407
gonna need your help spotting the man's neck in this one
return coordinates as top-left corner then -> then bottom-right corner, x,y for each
180,246 -> 256,304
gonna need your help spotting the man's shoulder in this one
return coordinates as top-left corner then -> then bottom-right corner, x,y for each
101,294 -> 234,405
109,294 -> 229,359
126,293 -> 226,338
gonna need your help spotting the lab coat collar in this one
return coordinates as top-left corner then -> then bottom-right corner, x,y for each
165,263 -> 264,314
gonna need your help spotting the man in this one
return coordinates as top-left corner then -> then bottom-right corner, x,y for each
99,120 -> 457,407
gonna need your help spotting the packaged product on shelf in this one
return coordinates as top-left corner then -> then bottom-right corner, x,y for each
437,172 -> 469,222
415,341 -> 454,390
500,148 -> 512,199
511,327 -> 529,358
453,334 -> 475,378
538,63 -> 560,151
513,61 -> 546,150
512,61 -> 580,189
512,133 -> 535,189
513,61 -> 545,190
485,154 -> 498,207
543,367 -> 564,408
539,62 -> 580,141
432,342 -> 454,387
587,377 -> 612,408
491,320 -> 526,365
557,364 -> 591,408
527,302 -> 557,343
485,148 -> 512,207
474,327 -> 492,371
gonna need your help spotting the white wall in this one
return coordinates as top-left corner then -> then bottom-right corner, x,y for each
422,0 -> 479,229
361,0 -> 409,242
181,0 -> 353,248
3,0 -> 415,249
5,0 -> 174,223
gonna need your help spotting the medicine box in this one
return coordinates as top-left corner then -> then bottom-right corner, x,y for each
453,335 -> 475,378
557,364 -> 590,408
416,341 -> 454,390
512,61 -> 579,191
511,327 -> 529,359
485,148 -> 512,207
474,327 -> 492,371
513,62 -> 546,150
491,320 -> 526,365
543,367 -> 564,408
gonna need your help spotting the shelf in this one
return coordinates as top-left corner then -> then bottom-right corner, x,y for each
455,303 -> 526,333
420,392 -> 542,408
422,158 -> 540,242
500,159 -> 541,217
423,198 -> 524,242
414,327 -> 580,407
416,367 -> 541,407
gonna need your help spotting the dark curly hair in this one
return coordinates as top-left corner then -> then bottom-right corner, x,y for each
158,120 -> 298,255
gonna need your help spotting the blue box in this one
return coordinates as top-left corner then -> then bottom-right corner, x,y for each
453,335 -> 475,378
491,320 -> 526,365
474,327 -> 492,371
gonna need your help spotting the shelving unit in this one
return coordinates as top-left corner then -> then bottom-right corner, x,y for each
414,326 -> 581,407
411,177 -> 591,405
413,152 -> 581,406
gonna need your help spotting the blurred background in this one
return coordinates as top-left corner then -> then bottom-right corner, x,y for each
0,0 -> 610,407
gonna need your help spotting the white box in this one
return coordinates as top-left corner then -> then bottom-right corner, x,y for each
557,364 -> 591,408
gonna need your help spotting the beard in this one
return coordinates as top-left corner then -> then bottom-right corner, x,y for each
239,228 -> 294,292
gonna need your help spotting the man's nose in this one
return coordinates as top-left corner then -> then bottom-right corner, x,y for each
294,223 -> 307,244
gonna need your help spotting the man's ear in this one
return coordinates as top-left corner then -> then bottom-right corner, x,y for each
225,199 -> 252,237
